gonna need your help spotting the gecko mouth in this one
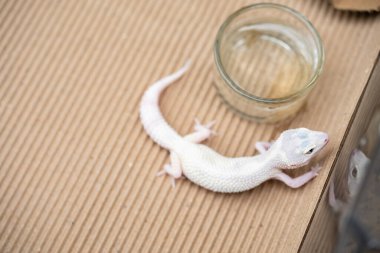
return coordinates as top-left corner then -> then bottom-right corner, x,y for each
288,162 -> 308,169
318,138 -> 329,153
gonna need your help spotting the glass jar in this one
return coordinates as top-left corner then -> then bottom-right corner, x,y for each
213,3 -> 324,123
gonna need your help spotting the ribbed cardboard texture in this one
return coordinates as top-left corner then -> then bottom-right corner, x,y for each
0,0 -> 379,252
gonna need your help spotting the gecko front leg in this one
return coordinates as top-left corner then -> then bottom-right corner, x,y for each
184,119 -> 216,143
255,141 -> 273,154
328,180 -> 345,213
272,165 -> 321,188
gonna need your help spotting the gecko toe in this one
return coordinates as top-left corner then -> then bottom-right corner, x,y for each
194,119 -> 217,136
170,177 -> 176,188
156,170 -> 166,177
311,164 -> 322,176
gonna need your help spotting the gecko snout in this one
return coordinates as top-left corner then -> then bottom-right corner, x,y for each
321,133 -> 329,145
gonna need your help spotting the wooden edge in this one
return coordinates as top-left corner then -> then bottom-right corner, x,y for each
299,51 -> 380,253
331,0 -> 380,11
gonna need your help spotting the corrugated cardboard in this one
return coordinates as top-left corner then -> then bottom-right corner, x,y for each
0,0 -> 379,252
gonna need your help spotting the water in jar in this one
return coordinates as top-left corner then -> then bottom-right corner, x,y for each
221,23 -> 314,99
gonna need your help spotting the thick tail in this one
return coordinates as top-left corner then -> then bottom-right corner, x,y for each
139,61 -> 191,150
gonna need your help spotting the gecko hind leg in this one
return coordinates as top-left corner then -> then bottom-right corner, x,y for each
157,119 -> 216,187
156,151 -> 182,188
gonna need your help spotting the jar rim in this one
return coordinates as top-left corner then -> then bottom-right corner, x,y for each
213,3 -> 325,104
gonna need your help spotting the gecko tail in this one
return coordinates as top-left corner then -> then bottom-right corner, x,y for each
140,61 -> 191,150
142,61 -> 191,104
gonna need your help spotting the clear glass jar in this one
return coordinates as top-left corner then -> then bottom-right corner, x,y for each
213,3 -> 324,123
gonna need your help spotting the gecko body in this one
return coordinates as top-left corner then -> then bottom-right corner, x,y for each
140,62 -> 329,193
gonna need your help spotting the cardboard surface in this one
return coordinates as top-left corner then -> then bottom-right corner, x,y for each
0,0 -> 379,252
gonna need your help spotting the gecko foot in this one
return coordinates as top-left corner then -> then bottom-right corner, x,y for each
156,164 -> 182,188
328,180 -> 345,213
156,170 -> 166,177
194,118 -> 217,136
255,141 -> 273,154
310,164 -> 322,176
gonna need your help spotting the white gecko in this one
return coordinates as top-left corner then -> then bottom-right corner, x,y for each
139,62 -> 329,193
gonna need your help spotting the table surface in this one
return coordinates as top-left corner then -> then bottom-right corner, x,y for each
0,0 -> 379,252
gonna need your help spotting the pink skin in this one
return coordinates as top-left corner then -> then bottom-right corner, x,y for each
255,142 -> 272,154
328,180 -> 345,213
273,165 -> 322,188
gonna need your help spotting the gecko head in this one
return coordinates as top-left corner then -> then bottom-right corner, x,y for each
274,128 -> 329,169
347,149 -> 370,196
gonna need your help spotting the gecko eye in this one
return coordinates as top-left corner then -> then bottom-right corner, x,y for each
352,167 -> 358,178
305,148 -> 314,155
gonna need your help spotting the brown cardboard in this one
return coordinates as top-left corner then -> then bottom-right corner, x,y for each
0,0 -> 379,252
